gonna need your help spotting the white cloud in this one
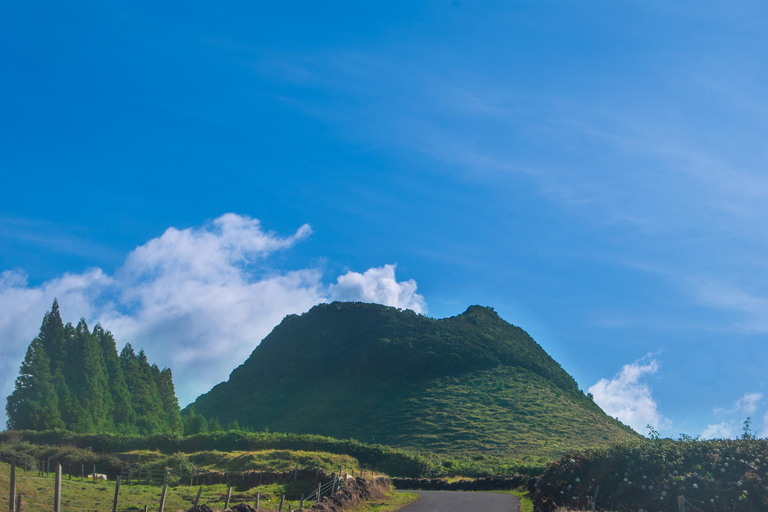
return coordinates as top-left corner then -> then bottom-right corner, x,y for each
701,392 -> 763,439
0,214 -> 427,427
329,264 -> 426,314
588,355 -> 667,435
702,422 -> 737,439
735,393 -> 762,415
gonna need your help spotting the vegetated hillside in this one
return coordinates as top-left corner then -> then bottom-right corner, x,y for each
188,302 -> 638,460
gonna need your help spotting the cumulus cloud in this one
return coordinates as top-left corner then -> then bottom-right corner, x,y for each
702,392 -> 763,439
588,355 -> 667,435
329,264 -> 427,314
0,214 -> 427,426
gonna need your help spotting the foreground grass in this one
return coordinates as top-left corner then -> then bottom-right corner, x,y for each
0,462 -> 315,512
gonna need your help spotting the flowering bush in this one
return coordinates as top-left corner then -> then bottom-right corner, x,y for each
532,439 -> 768,511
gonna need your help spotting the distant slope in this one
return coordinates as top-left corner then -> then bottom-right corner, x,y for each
189,302 -> 637,459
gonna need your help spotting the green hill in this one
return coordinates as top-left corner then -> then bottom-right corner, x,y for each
188,302 -> 638,460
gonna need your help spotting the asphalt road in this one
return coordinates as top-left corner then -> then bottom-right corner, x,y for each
398,490 -> 520,512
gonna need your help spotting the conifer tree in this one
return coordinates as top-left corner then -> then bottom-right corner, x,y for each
64,319 -> 112,431
8,302 -> 183,434
38,299 -> 67,374
94,324 -> 135,431
156,367 -> 183,434
6,338 -> 64,430
122,346 -> 164,433
183,408 -> 208,434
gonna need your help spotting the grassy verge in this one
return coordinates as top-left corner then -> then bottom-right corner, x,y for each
496,489 -> 533,512
356,491 -> 419,512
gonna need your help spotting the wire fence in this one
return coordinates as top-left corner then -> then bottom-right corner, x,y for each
2,462 -> 346,512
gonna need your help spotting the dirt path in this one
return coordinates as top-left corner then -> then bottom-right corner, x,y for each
397,490 -> 520,512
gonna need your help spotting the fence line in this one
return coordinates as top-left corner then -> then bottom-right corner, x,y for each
3,461 -> 347,512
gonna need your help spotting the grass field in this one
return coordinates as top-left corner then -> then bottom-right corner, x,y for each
0,461 -> 317,512
0,461 -> 419,512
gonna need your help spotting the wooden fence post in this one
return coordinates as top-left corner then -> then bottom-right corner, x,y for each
278,494 -> 285,512
294,463 -> 298,481
80,465 -> 84,483
225,487 -> 232,509
9,462 -> 16,512
54,464 -> 62,512
112,476 -> 121,512
316,483 -> 321,502
194,487 -> 203,507
47,458 -> 50,477
93,464 -> 97,482
255,492 -> 260,510
15,494 -> 21,512
299,493 -> 304,509
158,483 -> 168,512
678,495 -> 685,512
591,485 -> 599,512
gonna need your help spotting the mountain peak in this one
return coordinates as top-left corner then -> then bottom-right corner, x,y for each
189,301 -> 637,459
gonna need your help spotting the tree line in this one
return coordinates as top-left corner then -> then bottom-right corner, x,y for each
6,300 -> 182,434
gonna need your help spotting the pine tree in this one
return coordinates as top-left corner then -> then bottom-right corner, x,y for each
6,338 -> 64,430
156,367 -> 183,434
94,324 -> 135,431
122,346 -> 164,434
38,299 -> 67,374
9,302 -> 184,434
183,409 -> 208,435
65,319 -> 112,432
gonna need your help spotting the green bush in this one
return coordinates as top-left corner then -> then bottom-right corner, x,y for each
533,438 -> 768,512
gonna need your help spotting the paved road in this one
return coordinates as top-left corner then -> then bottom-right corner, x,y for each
398,490 -> 520,512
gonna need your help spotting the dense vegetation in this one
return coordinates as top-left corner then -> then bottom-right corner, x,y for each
6,300 -> 181,434
532,437 -> 768,512
189,302 -> 637,458
0,429 -> 542,478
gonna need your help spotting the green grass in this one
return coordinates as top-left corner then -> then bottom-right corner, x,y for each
356,491 -> 419,512
500,489 -> 533,512
139,448 -> 358,473
0,462 -> 317,512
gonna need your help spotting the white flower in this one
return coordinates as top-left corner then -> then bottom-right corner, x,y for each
693,484 -> 698,489
737,481 -> 743,487
575,478 -> 580,483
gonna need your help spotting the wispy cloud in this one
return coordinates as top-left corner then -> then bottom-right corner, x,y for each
702,392 -> 763,439
0,214 -> 427,426
588,355 -> 668,435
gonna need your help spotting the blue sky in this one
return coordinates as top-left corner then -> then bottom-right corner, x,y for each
2,1 -> 768,439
